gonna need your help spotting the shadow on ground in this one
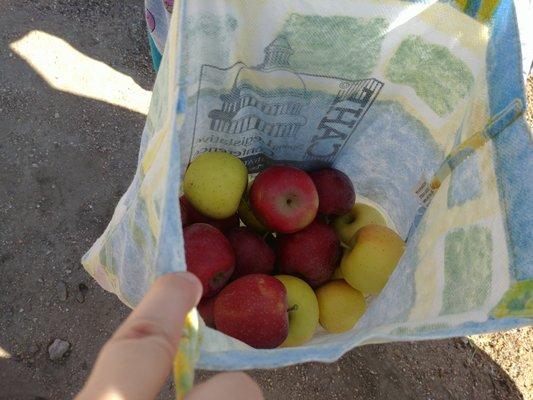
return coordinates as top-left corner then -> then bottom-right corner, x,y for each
0,1 -> 525,399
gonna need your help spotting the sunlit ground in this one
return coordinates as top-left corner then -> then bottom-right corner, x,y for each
470,328 -> 533,399
0,347 -> 12,359
10,30 -> 152,115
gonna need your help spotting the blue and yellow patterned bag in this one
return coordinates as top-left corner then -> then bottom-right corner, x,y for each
83,0 -> 532,378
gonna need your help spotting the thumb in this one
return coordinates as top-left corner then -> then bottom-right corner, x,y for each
77,272 -> 202,400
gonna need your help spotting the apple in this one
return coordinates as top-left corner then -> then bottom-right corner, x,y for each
179,195 -> 239,232
201,214 -> 240,233
180,195 -> 196,227
226,227 -> 275,279
214,274 -> 288,349
316,280 -> 366,333
309,168 -> 355,216
197,296 -> 216,328
250,165 -> 318,233
332,203 -> 387,245
183,152 -> 248,219
184,223 -> 235,298
341,225 -> 405,295
238,182 -> 268,234
277,219 -> 340,287
275,275 -> 319,347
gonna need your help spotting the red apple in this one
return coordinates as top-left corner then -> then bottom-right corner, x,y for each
250,166 -> 318,233
226,227 -> 275,279
214,274 -> 288,348
277,219 -> 340,287
179,195 -> 196,227
198,296 -> 216,328
180,195 -> 239,232
309,168 -> 355,216
184,223 -> 235,298
204,213 -> 240,232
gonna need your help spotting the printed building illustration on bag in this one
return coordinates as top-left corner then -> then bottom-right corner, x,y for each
191,36 -> 384,172
208,37 -> 308,139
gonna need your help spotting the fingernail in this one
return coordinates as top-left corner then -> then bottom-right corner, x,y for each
175,271 -> 203,305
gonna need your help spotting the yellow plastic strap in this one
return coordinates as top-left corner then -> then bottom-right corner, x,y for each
430,99 -> 524,190
174,309 -> 202,400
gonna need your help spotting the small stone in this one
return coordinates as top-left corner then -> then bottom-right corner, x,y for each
56,281 -> 67,301
76,283 -> 88,303
48,339 -> 70,360
54,112 -> 59,119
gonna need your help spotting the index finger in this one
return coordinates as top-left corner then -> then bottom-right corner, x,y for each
77,272 -> 202,400
114,271 -> 202,344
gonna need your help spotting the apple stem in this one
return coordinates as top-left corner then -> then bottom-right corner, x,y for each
287,304 -> 299,312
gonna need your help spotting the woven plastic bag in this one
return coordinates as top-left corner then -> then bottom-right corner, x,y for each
83,0 -> 532,370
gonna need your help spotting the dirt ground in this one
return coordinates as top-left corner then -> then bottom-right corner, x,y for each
0,1 -> 531,399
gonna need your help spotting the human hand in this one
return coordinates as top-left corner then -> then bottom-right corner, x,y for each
76,272 -> 263,400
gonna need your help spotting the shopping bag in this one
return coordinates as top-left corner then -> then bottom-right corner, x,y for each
83,0 -> 532,370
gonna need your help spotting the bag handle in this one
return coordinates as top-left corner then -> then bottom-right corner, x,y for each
408,98 -> 524,240
430,98 -> 524,191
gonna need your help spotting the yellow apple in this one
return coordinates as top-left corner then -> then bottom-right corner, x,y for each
341,225 -> 405,295
330,267 -> 344,280
316,280 -> 366,333
275,275 -> 319,347
183,152 -> 248,219
332,203 -> 386,245
238,182 -> 268,234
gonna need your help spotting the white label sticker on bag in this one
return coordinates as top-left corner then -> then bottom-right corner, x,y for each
413,178 -> 435,208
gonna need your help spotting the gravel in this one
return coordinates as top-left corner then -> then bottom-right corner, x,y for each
470,327 -> 533,400
27,343 -> 40,355
56,281 -> 68,302
76,283 -> 88,303
48,339 -> 71,361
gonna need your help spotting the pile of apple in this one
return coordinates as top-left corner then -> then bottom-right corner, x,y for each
181,152 -> 405,349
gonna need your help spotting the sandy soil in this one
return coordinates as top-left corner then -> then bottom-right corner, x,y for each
0,1 -> 530,399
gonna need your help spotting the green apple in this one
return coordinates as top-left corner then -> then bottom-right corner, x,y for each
183,152 -> 248,219
341,225 -> 405,295
332,203 -> 386,245
238,182 -> 268,234
316,280 -> 365,333
275,275 -> 319,347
